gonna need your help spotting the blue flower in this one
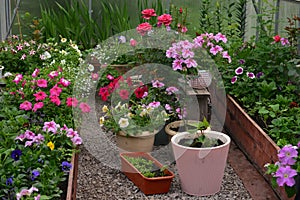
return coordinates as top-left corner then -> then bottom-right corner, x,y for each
6,177 -> 13,186
31,170 -> 40,181
11,149 -> 22,161
61,161 -> 72,172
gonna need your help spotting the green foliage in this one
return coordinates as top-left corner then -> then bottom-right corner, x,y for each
124,155 -> 167,178
40,0 -> 132,49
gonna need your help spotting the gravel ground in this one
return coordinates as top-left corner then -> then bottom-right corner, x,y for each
75,95 -> 252,199
76,145 -> 252,200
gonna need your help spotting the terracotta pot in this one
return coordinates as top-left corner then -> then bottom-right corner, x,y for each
171,131 -> 230,196
116,131 -> 156,152
224,95 -> 294,200
120,152 -> 175,195
66,152 -> 79,200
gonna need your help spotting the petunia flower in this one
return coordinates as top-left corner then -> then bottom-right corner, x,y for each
278,144 -> 298,165
20,101 -> 32,111
235,67 -> 243,75
275,166 -> 297,187
231,76 -> 237,84
79,102 -> 91,113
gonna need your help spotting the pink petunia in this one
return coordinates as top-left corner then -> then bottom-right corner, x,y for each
33,91 -> 47,101
184,58 -> 197,68
66,97 -> 78,107
214,33 -> 227,43
66,128 -> 78,138
209,45 -> 223,55
43,121 -> 58,133
20,101 -> 32,111
50,95 -> 61,106
91,73 -> 99,80
32,102 -> 44,112
48,71 -> 58,79
37,79 -> 48,88
71,135 -> 82,145
172,59 -> 183,70
222,51 -> 232,63
152,80 -> 165,88
79,102 -> 91,113
148,101 -> 160,108
50,85 -> 63,96
58,78 -> 71,87
32,68 -> 40,77
13,74 -> 23,84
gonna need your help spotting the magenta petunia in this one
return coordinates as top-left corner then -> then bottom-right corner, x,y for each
32,68 -> 40,77
152,80 -> 165,88
71,135 -> 82,145
32,102 -> 44,112
13,74 -> 23,84
231,76 -> 237,84
50,95 -> 61,106
247,72 -> 255,79
37,79 -> 48,88
235,67 -> 243,75
33,91 -> 47,101
48,71 -> 59,79
172,59 -> 183,70
20,101 -> 32,111
66,97 -> 78,107
148,101 -> 161,108
59,78 -> 71,87
119,89 -> 129,100
50,85 -> 63,96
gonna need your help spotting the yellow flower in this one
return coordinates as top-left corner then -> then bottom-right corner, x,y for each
99,117 -> 105,126
47,141 -> 54,151
102,105 -> 108,113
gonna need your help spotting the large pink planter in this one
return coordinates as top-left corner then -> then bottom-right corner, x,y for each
171,131 -> 231,196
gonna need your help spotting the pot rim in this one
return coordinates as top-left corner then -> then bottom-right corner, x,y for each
171,130 -> 231,150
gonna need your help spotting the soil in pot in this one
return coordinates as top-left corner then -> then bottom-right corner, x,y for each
178,135 -> 224,148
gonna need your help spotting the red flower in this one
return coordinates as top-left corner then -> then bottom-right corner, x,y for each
141,9 -> 156,20
179,8 -> 183,14
134,86 -> 148,99
136,22 -> 152,36
273,35 -> 281,43
157,14 -> 172,26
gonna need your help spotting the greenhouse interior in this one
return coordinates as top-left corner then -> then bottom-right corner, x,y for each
0,0 -> 300,199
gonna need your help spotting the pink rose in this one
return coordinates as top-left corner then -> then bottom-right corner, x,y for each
136,22 -> 152,36
141,9 -> 156,20
157,14 -> 172,26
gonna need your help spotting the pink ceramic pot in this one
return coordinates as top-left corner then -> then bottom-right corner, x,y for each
171,131 -> 231,196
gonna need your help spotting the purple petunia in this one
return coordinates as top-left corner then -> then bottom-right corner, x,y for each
11,149 -> 22,161
6,177 -> 13,185
278,144 -> 298,165
256,72 -> 264,78
275,165 -> 297,187
247,72 -> 255,79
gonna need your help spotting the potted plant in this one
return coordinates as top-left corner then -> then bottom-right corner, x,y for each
120,152 -> 174,195
164,118 -> 212,141
99,72 -> 183,151
171,119 -> 231,196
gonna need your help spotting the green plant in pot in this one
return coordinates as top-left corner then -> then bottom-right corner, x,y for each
171,117 -> 231,196
120,152 -> 175,195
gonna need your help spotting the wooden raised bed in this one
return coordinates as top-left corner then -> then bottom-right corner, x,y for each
66,152 -> 79,200
223,95 -> 293,200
